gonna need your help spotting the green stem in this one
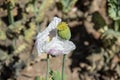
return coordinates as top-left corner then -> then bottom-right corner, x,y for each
33,0 -> 37,17
62,54 -> 66,80
31,0 -> 40,32
114,21 -> 119,31
46,54 -> 50,80
7,2 -> 14,25
7,2 -> 16,49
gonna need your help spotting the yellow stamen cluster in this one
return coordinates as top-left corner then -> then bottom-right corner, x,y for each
57,22 -> 68,31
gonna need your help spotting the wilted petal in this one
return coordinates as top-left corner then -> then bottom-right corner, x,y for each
36,17 -> 61,55
42,37 -> 76,55
36,17 -> 61,39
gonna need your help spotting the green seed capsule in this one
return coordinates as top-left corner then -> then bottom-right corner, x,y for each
57,22 -> 71,40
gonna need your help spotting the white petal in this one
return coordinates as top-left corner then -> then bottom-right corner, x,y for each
36,17 -> 61,55
36,17 -> 61,39
43,37 -> 76,55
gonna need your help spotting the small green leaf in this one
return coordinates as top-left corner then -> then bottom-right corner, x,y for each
108,0 -> 120,20
35,76 -> 44,80
50,70 -> 66,80
60,0 -> 77,13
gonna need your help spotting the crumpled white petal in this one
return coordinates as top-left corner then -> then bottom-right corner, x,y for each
36,17 -> 61,55
43,37 -> 76,55
36,17 -> 76,55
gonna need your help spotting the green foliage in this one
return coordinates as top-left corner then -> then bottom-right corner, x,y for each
6,0 -> 16,25
108,0 -> 120,31
26,3 -> 34,13
7,21 -> 24,38
0,0 -> 57,79
60,0 -> 77,13
24,22 -> 36,43
78,1 -> 120,79
14,43 -> 27,54
6,0 -> 17,9
100,29 -> 120,56
34,71 -> 64,80
35,76 -> 44,80
108,0 -> 120,20
36,0 -> 54,23
0,0 -> 120,80
50,70 -> 66,80
52,71 -> 61,80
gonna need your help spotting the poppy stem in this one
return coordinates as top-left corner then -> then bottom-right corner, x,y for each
7,2 -> 14,25
46,54 -> 50,80
114,21 -> 119,31
62,54 -> 66,80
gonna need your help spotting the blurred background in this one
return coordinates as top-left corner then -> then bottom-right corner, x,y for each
0,0 -> 120,80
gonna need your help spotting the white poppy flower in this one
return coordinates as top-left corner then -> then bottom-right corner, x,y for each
36,17 -> 76,56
